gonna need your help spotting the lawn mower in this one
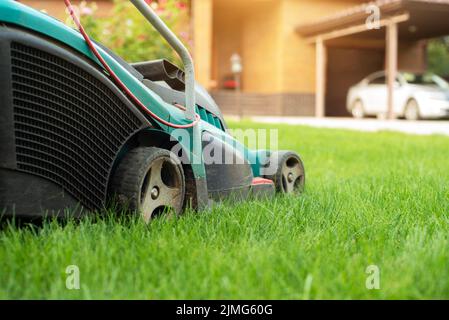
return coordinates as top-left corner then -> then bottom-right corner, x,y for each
0,0 -> 305,221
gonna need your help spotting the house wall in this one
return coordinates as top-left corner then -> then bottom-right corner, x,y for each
209,0 -> 364,94
211,0 -> 281,94
192,0 -> 213,88
208,0 -> 365,116
398,41 -> 427,73
279,0 -> 363,94
240,1 -> 282,94
211,1 -> 244,91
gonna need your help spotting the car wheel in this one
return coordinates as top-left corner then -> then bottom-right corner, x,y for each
351,100 -> 365,119
111,147 -> 185,222
404,99 -> 421,121
263,151 -> 305,194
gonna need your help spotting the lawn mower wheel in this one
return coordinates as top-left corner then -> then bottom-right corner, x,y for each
111,147 -> 185,222
263,151 -> 305,194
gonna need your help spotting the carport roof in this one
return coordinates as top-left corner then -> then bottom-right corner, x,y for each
296,0 -> 449,41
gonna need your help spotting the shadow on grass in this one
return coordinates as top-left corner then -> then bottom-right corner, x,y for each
0,201 -> 136,232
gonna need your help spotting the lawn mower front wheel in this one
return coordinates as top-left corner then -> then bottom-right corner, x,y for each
111,147 -> 185,222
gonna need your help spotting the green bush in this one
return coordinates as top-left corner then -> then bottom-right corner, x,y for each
69,0 -> 190,64
427,38 -> 449,77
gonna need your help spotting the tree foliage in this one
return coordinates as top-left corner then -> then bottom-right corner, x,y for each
427,37 -> 449,77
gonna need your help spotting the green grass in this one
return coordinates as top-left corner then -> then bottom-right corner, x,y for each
1,121 -> 449,299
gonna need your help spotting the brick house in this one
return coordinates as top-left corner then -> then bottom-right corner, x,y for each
23,0 -> 449,117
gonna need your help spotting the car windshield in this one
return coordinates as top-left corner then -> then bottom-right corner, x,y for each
402,72 -> 449,89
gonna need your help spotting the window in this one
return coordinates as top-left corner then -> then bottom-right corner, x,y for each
370,75 -> 386,85
402,72 -> 449,89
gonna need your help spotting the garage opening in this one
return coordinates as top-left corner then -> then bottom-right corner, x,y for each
326,47 -> 385,117
296,0 -> 449,119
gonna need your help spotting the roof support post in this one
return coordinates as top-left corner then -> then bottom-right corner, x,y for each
315,37 -> 327,118
386,20 -> 398,120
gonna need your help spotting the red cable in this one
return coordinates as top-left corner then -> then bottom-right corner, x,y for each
64,0 -> 200,129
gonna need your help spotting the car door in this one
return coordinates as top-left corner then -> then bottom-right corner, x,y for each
393,74 -> 410,115
363,74 -> 387,114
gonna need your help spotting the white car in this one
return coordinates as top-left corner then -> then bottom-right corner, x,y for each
347,71 -> 449,120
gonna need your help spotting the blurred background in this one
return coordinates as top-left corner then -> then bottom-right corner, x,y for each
21,0 -> 449,121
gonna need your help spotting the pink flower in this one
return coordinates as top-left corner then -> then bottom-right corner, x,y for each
176,2 -> 187,10
179,31 -> 189,41
81,6 -> 93,16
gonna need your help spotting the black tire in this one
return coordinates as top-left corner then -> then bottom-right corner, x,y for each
404,99 -> 421,121
111,147 -> 185,222
263,151 -> 305,194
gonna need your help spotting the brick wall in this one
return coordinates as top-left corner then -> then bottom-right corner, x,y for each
211,91 -> 315,117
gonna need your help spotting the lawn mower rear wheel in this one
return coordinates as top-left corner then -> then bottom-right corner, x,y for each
263,151 -> 305,194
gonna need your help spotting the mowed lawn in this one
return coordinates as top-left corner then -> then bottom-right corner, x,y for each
1,121 -> 449,300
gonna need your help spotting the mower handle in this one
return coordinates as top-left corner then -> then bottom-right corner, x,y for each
130,0 -> 196,121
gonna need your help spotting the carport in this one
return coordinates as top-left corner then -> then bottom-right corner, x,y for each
296,0 -> 449,118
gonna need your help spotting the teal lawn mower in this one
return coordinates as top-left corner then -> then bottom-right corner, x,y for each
0,0 -> 305,221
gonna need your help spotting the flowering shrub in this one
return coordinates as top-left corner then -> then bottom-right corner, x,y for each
70,0 -> 190,64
